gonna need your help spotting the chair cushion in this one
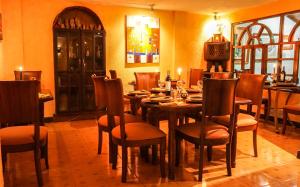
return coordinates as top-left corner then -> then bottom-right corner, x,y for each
112,122 -> 165,144
175,122 -> 229,145
284,104 -> 300,112
0,126 -> 48,146
213,113 -> 257,131
98,113 -> 143,127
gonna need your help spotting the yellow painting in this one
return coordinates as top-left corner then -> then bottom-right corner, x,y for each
126,16 -> 160,67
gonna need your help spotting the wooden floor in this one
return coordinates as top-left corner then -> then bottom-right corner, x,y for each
4,119 -> 300,187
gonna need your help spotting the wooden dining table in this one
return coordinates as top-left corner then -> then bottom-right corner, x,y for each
39,91 -> 54,125
141,98 -> 202,179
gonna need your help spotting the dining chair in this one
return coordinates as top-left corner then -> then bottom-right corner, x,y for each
189,68 -> 203,88
175,78 -> 238,181
282,92 -> 300,134
210,72 -> 233,79
92,76 -> 143,161
14,70 -> 42,81
106,78 -> 166,182
214,73 -> 266,158
134,72 -> 160,91
0,80 -> 48,187
109,70 -> 117,79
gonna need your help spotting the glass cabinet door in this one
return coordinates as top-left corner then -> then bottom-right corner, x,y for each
95,31 -> 105,71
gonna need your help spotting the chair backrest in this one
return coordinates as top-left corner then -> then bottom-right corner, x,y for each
14,70 -> 42,81
109,70 -> 117,79
92,76 -> 107,111
236,73 -> 267,118
210,72 -> 233,79
189,68 -> 203,87
202,78 -> 238,117
134,72 -> 160,90
105,78 -> 126,140
0,81 -> 40,124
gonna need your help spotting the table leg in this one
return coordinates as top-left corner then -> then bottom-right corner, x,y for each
274,90 -> 280,133
39,102 -> 45,125
168,112 -> 177,180
130,99 -> 137,115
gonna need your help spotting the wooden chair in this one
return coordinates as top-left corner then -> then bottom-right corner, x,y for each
0,80 -> 48,186
109,70 -> 117,79
92,76 -> 142,161
214,74 -> 266,158
14,70 -> 42,81
282,92 -> 300,134
175,78 -> 238,181
106,78 -> 166,182
211,72 -> 233,79
134,72 -> 160,91
189,68 -> 203,87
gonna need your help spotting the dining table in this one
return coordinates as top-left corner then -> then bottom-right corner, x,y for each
39,90 -> 54,125
264,83 -> 300,132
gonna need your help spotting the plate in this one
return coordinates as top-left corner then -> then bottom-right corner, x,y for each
186,88 -> 201,93
128,90 -> 150,95
150,96 -> 173,103
186,95 -> 202,103
151,88 -> 166,93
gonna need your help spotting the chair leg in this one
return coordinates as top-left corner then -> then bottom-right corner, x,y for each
121,145 -> 128,183
2,150 -> 6,172
160,139 -> 166,178
226,143 -> 232,176
175,137 -> 181,167
34,147 -> 43,187
108,132 -> 113,163
98,126 -> 103,155
282,109 -> 287,135
207,146 -> 212,162
44,137 -> 49,169
253,130 -> 258,157
112,144 -> 118,169
198,144 -> 205,182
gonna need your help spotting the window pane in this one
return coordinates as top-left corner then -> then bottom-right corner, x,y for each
267,60 -> 278,74
258,16 -> 280,43
284,12 -> 300,42
268,45 -> 278,58
282,44 -> 295,58
245,48 -> 251,69
233,22 -> 252,46
234,60 -> 241,71
234,48 -> 242,59
282,60 -> 294,75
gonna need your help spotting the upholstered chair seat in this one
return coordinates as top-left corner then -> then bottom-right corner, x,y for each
213,113 -> 257,130
283,104 -> 300,111
98,113 -> 143,128
176,122 -> 229,145
112,123 -> 165,144
0,126 -> 48,146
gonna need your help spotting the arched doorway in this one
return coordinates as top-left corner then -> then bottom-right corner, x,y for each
53,6 -> 106,114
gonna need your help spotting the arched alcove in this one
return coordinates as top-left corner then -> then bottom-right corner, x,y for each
53,6 -> 106,114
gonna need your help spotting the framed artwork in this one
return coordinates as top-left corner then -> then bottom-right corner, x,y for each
125,15 -> 160,67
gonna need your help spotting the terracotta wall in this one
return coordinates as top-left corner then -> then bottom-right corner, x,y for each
229,0 -> 300,23
0,0 -> 208,117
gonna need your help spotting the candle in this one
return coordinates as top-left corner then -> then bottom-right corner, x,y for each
177,67 -> 182,80
19,65 -> 23,80
273,64 -> 276,74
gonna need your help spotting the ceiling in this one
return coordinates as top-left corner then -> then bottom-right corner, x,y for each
79,0 -> 278,14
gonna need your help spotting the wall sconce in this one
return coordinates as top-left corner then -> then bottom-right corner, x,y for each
214,12 -> 224,35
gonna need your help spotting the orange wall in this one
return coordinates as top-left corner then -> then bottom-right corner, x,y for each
229,0 -> 300,23
0,0 -> 208,117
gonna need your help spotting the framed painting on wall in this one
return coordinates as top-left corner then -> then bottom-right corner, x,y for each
125,15 -> 160,67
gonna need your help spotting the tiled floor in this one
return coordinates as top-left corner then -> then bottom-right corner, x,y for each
3,119 -> 300,186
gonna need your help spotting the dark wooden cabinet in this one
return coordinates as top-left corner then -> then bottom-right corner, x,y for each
53,6 -> 106,115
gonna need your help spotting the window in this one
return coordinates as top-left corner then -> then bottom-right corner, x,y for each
232,11 -> 300,83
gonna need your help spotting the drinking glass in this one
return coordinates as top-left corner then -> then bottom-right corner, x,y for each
158,80 -> 164,95
197,80 -> 203,91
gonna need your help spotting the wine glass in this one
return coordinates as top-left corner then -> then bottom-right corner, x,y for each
176,80 -> 183,100
197,80 -> 203,91
158,80 -> 164,95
